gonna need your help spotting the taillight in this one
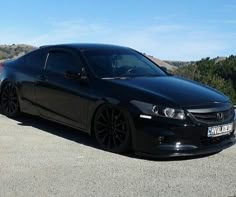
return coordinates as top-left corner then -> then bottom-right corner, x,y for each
0,62 -> 4,72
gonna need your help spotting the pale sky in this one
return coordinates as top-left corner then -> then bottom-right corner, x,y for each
0,0 -> 236,60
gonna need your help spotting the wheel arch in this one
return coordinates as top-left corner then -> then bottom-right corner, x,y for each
88,97 -> 123,135
0,79 -> 22,117
88,99 -> 137,150
0,79 -> 11,101
0,79 -> 22,109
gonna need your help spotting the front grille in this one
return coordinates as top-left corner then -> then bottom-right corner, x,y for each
189,107 -> 234,125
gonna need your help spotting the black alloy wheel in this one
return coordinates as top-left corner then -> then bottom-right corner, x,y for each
0,83 -> 20,117
94,105 -> 131,153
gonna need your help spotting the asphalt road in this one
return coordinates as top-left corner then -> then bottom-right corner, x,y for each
0,114 -> 236,197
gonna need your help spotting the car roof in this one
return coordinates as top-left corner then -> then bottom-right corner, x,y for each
40,43 -> 132,51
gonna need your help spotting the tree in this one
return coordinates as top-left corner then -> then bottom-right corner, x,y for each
174,56 -> 236,103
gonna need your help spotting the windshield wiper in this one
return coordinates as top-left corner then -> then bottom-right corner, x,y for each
141,74 -> 164,77
102,77 -> 130,80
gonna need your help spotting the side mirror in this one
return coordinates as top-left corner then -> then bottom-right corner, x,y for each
65,67 -> 89,83
80,67 -> 89,83
65,71 -> 80,80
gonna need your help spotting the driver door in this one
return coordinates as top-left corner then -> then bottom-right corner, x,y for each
35,48 -> 89,130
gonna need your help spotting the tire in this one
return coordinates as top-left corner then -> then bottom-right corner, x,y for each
0,83 -> 21,118
93,104 -> 131,153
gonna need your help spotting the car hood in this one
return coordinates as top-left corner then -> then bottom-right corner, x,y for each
107,76 -> 229,107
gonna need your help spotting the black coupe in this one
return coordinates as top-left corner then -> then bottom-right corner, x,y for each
0,44 -> 235,157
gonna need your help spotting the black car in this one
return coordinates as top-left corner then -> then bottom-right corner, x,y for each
0,44 -> 235,157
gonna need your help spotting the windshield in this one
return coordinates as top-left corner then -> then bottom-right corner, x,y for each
82,49 -> 167,78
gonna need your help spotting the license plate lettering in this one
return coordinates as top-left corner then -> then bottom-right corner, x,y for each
208,123 -> 233,137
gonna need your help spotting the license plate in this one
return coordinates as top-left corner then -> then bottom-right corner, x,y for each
208,123 -> 233,137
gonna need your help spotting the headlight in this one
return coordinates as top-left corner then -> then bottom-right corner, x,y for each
152,105 -> 186,119
131,100 -> 186,120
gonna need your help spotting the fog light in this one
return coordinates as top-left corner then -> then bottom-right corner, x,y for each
140,114 -> 152,119
176,142 -> 181,147
157,136 -> 165,144
176,142 -> 181,150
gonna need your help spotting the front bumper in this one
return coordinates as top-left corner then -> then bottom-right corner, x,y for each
132,114 -> 236,158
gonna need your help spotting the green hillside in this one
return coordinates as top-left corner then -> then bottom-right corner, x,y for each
174,55 -> 236,103
0,44 -> 36,60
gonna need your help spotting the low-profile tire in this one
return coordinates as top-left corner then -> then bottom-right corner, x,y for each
94,104 -> 131,153
0,83 -> 21,118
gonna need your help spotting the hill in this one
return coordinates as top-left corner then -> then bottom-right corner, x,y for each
0,44 -> 36,62
165,57 -> 228,68
0,45 -> 177,71
0,44 -> 235,102
165,60 -> 194,68
174,56 -> 236,103
146,55 -> 177,71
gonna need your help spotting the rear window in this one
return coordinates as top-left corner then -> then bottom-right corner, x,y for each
45,50 -> 81,75
25,49 -> 47,70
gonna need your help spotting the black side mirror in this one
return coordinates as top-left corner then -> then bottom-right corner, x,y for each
65,68 -> 89,83
65,71 -> 80,80
80,67 -> 89,83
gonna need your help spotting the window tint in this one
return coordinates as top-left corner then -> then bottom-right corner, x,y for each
25,49 -> 46,70
83,49 -> 166,78
46,50 -> 81,75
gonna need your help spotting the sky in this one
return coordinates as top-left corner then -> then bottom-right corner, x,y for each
0,0 -> 236,61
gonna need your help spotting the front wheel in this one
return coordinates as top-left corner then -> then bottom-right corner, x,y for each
0,83 -> 21,118
94,105 -> 131,153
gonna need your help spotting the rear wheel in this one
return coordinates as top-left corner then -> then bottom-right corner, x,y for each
0,83 -> 20,118
94,105 -> 131,153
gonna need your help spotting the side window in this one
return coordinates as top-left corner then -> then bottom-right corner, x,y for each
25,49 -> 46,70
46,50 -> 81,75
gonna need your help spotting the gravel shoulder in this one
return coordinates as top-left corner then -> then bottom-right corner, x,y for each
0,114 -> 236,197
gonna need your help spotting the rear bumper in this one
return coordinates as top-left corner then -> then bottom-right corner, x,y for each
132,115 -> 236,158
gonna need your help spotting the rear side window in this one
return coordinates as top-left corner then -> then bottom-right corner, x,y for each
46,50 -> 81,75
25,49 -> 47,70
